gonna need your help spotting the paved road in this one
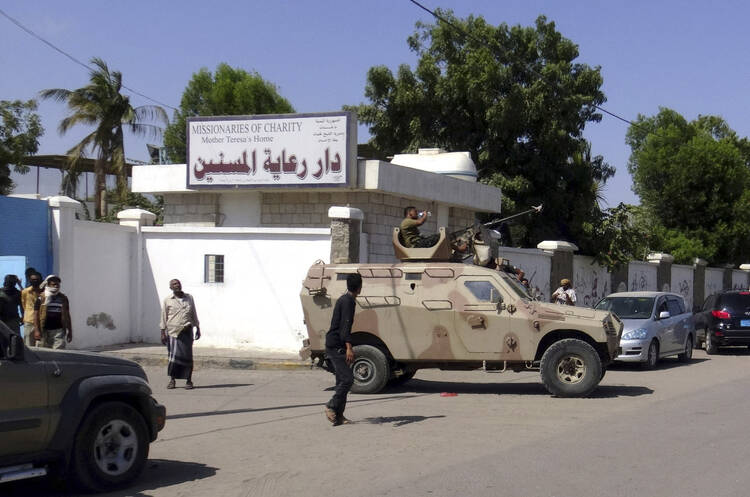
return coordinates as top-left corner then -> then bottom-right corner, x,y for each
7,348 -> 750,497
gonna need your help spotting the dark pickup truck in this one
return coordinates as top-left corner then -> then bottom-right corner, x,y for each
0,322 -> 166,492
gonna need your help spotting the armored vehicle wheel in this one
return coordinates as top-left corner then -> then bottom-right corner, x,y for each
71,401 -> 149,492
540,338 -> 602,398
351,345 -> 390,394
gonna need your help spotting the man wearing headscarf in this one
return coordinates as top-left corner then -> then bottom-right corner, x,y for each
34,275 -> 73,348
0,274 -> 23,333
551,278 -> 577,306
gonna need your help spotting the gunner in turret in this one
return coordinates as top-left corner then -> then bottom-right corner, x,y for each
399,206 -> 436,248
399,206 -> 468,253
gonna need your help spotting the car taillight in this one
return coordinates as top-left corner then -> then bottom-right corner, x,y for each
712,310 -> 731,319
740,291 -> 750,295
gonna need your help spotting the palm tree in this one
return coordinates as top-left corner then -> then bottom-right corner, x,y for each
41,57 -> 167,218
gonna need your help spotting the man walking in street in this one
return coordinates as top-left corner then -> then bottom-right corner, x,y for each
551,278 -> 577,306
324,273 -> 361,426
160,279 -> 200,390
0,275 -> 23,333
21,271 -> 42,346
33,275 -> 73,348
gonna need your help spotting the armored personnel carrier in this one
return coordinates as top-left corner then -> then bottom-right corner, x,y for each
300,226 -> 622,398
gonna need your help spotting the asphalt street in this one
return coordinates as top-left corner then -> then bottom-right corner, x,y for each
7,348 -> 750,497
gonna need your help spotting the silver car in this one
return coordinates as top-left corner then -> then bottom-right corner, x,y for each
594,292 -> 695,369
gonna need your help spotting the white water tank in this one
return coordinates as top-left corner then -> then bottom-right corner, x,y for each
390,148 -> 477,182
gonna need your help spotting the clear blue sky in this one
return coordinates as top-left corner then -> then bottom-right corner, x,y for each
3,0 -> 749,205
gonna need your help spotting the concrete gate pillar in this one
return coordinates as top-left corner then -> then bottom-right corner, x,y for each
328,206 -> 364,264
537,241 -> 578,300
692,258 -> 708,311
648,252 -> 674,292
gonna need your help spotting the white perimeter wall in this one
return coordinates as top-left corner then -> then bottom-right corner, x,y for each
139,228 -> 330,353
705,268 -> 724,298
628,262 -> 657,292
70,221 -> 136,348
573,256 -> 610,307
498,247 -> 552,303
671,264 -> 694,308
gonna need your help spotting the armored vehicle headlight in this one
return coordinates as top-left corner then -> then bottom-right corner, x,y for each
622,328 -> 648,340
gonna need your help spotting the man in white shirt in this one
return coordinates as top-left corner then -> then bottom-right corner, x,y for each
551,278 -> 576,306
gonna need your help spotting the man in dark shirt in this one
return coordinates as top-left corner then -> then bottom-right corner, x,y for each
0,275 -> 23,333
324,273 -> 362,426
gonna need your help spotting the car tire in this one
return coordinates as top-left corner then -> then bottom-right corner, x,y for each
351,344 -> 390,394
71,401 -> 149,492
540,339 -> 602,398
705,331 -> 718,355
642,340 -> 659,370
388,367 -> 417,388
678,335 -> 693,363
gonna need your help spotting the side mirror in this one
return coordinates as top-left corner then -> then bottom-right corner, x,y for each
8,334 -> 24,360
658,311 -> 671,320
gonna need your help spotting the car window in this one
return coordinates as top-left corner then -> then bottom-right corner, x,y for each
594,297 -> 654,319
656,298 -> 668,315
464,281 -> 502,303
717,293 -> 750,312
497,272 -> 531,299
703,295 -> 716,311
667,298 -> 682,316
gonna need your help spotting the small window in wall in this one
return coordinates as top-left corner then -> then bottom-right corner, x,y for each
204,255 -> 224,283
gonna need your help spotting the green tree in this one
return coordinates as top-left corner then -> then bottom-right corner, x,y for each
0,99 -> 43,195
164,63 -> 295,163
351,12 -> 612,246
41,57 -> 167,218
626,108 -> 750,264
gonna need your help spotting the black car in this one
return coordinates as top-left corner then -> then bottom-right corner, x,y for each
694,290 -> 750,354
0,322 -> 166,491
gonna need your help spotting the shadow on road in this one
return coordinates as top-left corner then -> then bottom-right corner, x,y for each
1,459 -> 217,497
609,357 -> 708,371
388,379 -> 653,398
190,383 -> 254,389
168,395 -> 422,420
362,415 -> 446,427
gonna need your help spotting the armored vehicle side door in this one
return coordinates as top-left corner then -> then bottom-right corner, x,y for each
0,332 -> 50,457
453,276 -> 510,353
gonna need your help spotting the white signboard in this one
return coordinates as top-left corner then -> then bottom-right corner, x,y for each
187,111 -> 355,188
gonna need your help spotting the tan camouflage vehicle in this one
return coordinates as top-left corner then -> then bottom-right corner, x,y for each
300,227 -> 623,397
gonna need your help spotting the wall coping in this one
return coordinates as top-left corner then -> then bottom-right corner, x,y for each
141,226 -> 330,235
117,208 -> 157,226
647,252 -> 675,263
47,195 -> 81,208
328,206 -> 364,220
536,241 -> 578,253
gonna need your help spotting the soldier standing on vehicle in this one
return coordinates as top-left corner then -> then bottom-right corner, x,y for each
324,273 -> 362,426
551,278 -> 577,306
